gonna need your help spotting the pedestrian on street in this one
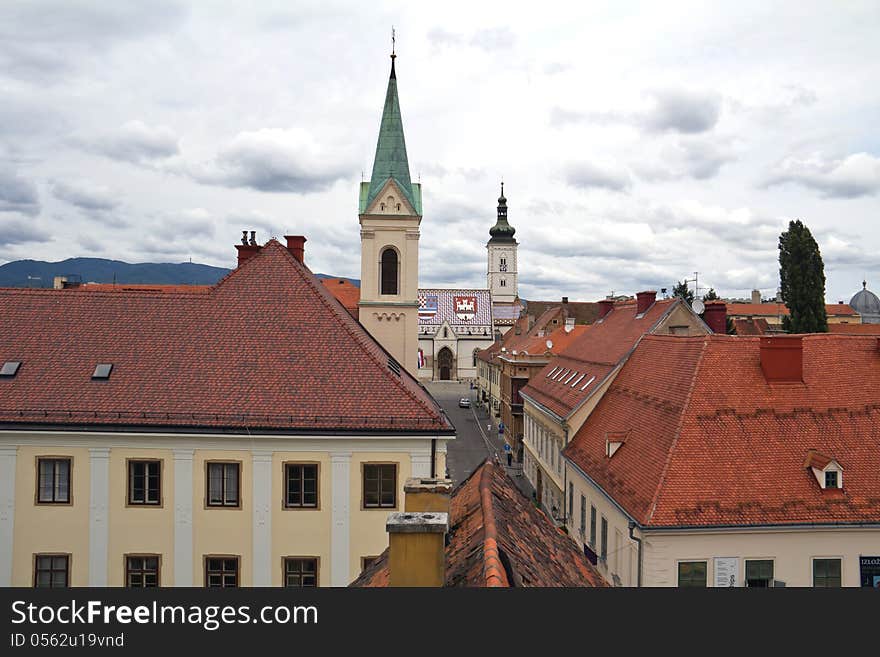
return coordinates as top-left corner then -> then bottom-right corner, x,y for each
504,442 -> 512,467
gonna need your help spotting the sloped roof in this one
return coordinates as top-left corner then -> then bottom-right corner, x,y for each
320,277 -> 360,319
418,289 -> 493,327
77,283 -> 213,294
351,460 -> 607,587
564,333 -> 880,527
733,317 -> 771,335
728,302 -> 858,317
523,299 -> 599,326
492,301 -> 523,324
0,240 -> 452,434
828,323 -> 880,335
521,298 -> 685,419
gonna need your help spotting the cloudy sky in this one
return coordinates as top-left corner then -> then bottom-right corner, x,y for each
1,1 -> 878,303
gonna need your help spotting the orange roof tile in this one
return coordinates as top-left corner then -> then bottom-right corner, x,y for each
521,298 -> 689,419
828,323 -> 880,335
728,302 -> 857,317
564,333 -> 880,527
320,277 -> 360,319
0,240 -> 451,434
351,460 -> 607,587
76,283 -> 212,293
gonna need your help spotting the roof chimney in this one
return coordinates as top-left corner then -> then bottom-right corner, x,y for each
235,230 -> 261,267
759,336 -> 803,383
564,317 -> 575,333
386,512 -> 448,587
562,296 -> 569,304
404,477 -> 453,515
703,301 -> 727,334
284,235 -> 307,264
636,290 -> 656,315
751,289 -> 761,304
598,298 -> 614,319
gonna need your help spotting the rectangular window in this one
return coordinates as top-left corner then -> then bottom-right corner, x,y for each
589,506 -> 597,547
283,558 -> 318,588
361,556 -> 380,573
205,557 -> 239,588
678,561 -> 707,587
600,517 -> 608,561
206,462 -> 240,507
825,471 -> 838,488
579,495 -> 586,536
126,556 -> 160,587
813,558 -> 842,588
363,463 -> 397,508
128,460 -> 161,505
37,458 -> 71,504
568,482 -> 573,521
34,555 -> 68,588
285,464 -> 319,508
745,559 -> 774,587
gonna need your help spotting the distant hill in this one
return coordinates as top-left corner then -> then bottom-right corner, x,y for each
0,257 -> 359,288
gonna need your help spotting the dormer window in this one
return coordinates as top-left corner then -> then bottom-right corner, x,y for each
1,361 -> 21,377
605,432 -> 628,458
825,471 -> 839,489
804,450 -> 843,490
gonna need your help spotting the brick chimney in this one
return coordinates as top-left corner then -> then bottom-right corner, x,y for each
386,512 -> 448,587
235,230 -> 261,267
284,235 -> 307,264
404,477 -> 453,515
751,289 -> 761,304
759,336 -> 803,383
703,301 -> 727,334
598,298 -> 614,319
636,290 -> 657,315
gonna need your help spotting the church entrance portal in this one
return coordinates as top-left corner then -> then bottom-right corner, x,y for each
437,347 -> 453,381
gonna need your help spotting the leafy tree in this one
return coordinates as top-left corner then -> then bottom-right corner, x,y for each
673,280 -> 694,305
703,288 -> 719,301
778,219 -> 828,333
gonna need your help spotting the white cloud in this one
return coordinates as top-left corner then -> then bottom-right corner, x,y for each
763,151 -> 880,198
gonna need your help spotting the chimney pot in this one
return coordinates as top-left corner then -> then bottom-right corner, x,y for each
759,336 -> 803,383
562,296 -> 569,304
636,290 -> 657,315
703,301 -> 727,334
598,298 -> 614,319
235,230 -> 262,267
284,235 -> 307,264
249,230 -> 257,246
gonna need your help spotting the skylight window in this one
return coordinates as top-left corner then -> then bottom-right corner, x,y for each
546,367 -> 559,378
554,368 -> 569,381
387,357 -> 401,377
1,361 -> 21,377
571,373 -> 585,387
564,371 -> 578,384
92,364 -> 113,380
580,375 -> 596,391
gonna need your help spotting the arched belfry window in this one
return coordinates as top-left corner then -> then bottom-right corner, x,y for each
380,248 -> 398,295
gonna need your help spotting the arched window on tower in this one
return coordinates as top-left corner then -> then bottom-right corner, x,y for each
380,248 -> 399,295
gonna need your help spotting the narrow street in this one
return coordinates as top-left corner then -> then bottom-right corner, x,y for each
425,381 -> 534,500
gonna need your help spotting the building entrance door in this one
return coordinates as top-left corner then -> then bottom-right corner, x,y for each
437,347 -> 453,380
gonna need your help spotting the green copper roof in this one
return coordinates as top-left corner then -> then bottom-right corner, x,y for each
365,56 -> 417,213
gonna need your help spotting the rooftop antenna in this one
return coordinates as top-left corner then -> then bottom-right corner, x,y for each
392,26 -> 396,58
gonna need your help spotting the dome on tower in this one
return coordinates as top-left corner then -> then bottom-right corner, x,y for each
850,281 -> 880,323
489,182 -> 516,244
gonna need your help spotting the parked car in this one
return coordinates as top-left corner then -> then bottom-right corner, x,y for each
458,397 -> 471,408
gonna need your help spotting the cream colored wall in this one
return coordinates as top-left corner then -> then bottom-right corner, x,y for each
643,528 -> 878,587
12,446 -> 91,586
191,450 -> 252,586
107,448 -> 175,586
658,304 -> 709,336
359,308 -> 419,374
348,452 -> 412,579
565,463 -> 637,587
271,451 -> 331,587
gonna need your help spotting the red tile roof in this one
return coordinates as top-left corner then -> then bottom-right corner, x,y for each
733,317 -> 771,335
351,459 -> 607,587
521,298 -> 689,419
0,240 -> 452,434
727,302 -> 858,317
319,277 -> 360,319
77,283 -> 213,294
828,323 -> 880,335
563,333 -> 880,527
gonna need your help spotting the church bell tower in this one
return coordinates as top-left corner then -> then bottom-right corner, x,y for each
358,46 -> 421,375
487,183 -> 518,304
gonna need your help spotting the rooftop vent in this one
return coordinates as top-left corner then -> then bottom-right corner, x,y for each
92,363 -> 113,380
387,357 -> 401,377
1,361 -> 21,377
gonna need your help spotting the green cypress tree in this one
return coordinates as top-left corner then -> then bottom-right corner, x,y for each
778,219 -> 828,333
673,280 -> 694,305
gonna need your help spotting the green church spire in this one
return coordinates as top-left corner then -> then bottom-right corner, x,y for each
365,45 -> 416,212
